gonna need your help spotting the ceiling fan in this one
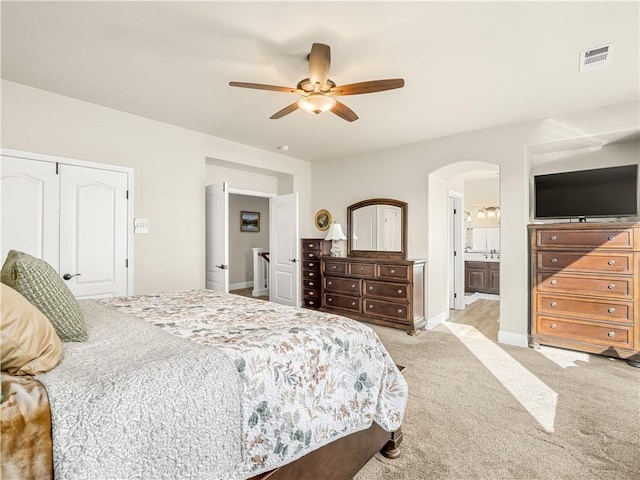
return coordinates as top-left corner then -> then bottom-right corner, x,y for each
229,43 -> 404,122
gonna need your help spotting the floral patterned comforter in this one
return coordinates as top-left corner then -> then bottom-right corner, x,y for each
99,290 -> 407,477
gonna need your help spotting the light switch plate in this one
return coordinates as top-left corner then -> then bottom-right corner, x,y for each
134,218 -> 149,234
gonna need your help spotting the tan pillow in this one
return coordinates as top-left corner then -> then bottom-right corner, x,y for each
1,284 -> 62,375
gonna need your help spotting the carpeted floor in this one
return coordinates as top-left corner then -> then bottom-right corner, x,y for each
354,301 -> 640,480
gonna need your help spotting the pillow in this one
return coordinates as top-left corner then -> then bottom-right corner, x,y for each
1,284 -> 62,375
1,250 -> 87,342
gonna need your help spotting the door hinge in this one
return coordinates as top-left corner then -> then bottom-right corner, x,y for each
125,259 -> 129,268
126,190 -> 129,199
453,208 -> 457,214
55,162 -> 59,175
454,251 -> 457,256
454,293 -> 457,299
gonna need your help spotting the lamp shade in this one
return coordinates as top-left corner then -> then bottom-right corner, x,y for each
325,223 -> 347,241
298,93 -> 336,115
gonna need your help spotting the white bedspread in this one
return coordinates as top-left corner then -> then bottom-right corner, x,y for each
100,290 -> 408,477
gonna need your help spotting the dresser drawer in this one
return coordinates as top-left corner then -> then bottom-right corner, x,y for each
303,278 -> 320,290
536,229 -> 633,249
537,316 -> 633,348
364,299 -> 410,323
303,298 -> 321,309
302,260 -> 320,270
537,295 -> 633,324
324,293 -> 361,312
303,288 -> 320,299
364,280 -> 409,300
536,273 -> 633,299
377,264 -> 410,280
304,250 -> 321,260
303,239 -> 324,251
348,262 -> 376,277
537,251 -> 633,274
324,277 -> 361,295
323,261 -> 347,274
302,269 -> 320,280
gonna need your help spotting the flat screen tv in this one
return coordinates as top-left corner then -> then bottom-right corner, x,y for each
534,164 -> 638,220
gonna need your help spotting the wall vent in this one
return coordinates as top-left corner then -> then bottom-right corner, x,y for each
579,43 -> 614,72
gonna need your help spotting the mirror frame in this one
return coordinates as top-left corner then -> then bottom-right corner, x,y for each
347,198 -> 408,259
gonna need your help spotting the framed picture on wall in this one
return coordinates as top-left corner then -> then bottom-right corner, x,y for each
240,211 -> 260,232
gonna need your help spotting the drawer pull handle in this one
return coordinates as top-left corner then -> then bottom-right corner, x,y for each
328,281 -> 332,285
550,258 -> 558,263
360,267 -> 365,271
308,254 -> 313,257
608,284 -> 615,290
390,269 -> 396,274
332,265 -> 337,269
368,304 -> 374,309
608,235 -> 614,241
550,301 -> 557,307
397,289 -> 403,294
308,243 -> 314,247
607,331 -> 615,338
351,302 -> 356,306
309,301 -> 315,305
608,307 -> 615,314
309,262 -> 314,267
328,298 -> 333,302
309,282 -> 314,286
351,284 -> 356,289
550,235 -> 558,241
309,273 -> 314,277
369,286 -> 374,290
550,323 -> 557,329
397,309 -> 403,314
608,259 -> 615,266
550,280 -> 557,285
309,291 -> 314,296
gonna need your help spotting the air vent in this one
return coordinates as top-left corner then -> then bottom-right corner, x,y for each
579,43 -> 614,72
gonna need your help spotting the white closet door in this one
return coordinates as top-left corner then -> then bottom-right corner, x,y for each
59,164 -> 128,298
205,182 -> 229,292
0,156 -> 60,269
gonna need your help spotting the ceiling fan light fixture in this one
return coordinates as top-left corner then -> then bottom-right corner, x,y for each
298,93 -> 336,115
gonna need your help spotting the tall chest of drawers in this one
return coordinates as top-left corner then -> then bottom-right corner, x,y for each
320,256 -> 426,334
301,238 -> 330,310
529,223 -> 640,363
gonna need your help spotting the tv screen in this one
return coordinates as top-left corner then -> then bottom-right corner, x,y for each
534,164 -> 638,220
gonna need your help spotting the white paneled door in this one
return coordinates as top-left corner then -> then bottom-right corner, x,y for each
205,182 -> 229,292
59,164 -> 128,298
1,156 -> 60,268
270,193 -> 299,306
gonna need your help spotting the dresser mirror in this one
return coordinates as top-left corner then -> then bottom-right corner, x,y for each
347,198 -> 407,258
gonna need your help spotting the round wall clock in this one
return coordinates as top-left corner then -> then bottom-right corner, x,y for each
314,209 -> 332,231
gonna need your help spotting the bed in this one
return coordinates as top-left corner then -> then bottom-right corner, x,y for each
1,288 -> 407,480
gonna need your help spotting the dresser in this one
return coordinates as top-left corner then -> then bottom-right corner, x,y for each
320,256 -> 426,334
529,222 -> 640,364
301,238 -> 330,310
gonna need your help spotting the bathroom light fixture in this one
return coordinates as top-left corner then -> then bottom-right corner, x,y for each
325,222 -> 347,257
465,210 -> 472,222
477,206 -> 500,219
298,92 -> 337,115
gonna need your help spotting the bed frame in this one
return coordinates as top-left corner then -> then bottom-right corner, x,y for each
247,424 -> 403,480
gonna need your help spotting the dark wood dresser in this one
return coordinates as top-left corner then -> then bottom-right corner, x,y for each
301,238 -> 330,310
529,222 -> 639,364
320,256 -> 426,334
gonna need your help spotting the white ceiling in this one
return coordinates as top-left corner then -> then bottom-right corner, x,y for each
2,1 -> 639,162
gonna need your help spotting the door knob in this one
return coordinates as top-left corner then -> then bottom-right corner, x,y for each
289,258 -> 297,263
215,264 -> 228,270
62,273 -> 81,280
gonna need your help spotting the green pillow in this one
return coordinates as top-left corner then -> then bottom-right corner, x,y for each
1,250 -> 87,342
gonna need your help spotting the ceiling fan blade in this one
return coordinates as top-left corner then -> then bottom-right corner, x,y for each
270,102 -> 300,120
308,43 -> 331,90
329,78 -> 405,96
229,81 -> 300,94
331,100 -> 359,122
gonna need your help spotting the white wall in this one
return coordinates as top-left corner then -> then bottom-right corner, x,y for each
1,80 -> 313,294
228,195 -> 269,288
427,175 -> 450,320
312,101 -> 639,347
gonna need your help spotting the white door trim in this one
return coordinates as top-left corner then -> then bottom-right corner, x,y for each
1,148 -> 134,295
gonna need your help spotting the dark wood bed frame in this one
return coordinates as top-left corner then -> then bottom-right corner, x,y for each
247,424 -> 403,480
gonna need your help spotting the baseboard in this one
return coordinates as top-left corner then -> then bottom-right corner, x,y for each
497,330 -> 528,348
230,281 -> 253,290
465,292 -> 500,305
252,288 -> 269,297
426,310 -> 450,330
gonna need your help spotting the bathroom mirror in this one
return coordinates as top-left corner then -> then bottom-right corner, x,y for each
347,198 -> 407,258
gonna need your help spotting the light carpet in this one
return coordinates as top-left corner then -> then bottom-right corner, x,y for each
354,307 -> 640,480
